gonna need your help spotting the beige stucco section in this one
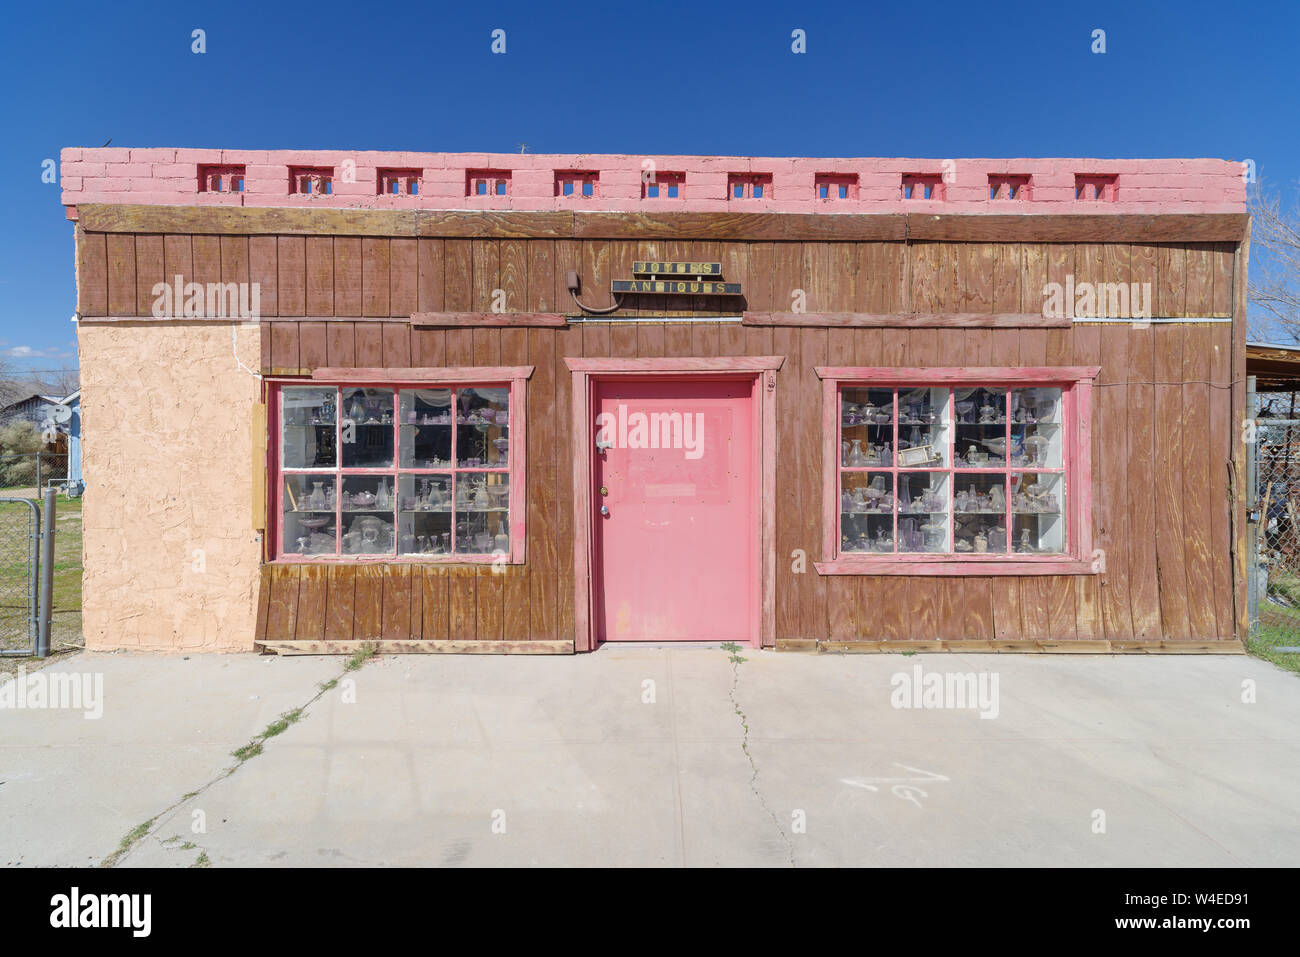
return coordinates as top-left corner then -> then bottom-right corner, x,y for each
79,321 -> 263,652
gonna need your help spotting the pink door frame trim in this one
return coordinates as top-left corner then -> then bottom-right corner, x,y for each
564,355 -> 785,652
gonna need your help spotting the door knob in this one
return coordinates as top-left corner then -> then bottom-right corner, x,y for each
600,505 -> 610,517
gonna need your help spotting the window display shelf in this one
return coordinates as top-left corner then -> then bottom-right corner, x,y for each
832,380 -> 1074,561
277,382 -> 518,562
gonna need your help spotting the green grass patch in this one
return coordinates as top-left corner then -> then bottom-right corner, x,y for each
231,740 -> 264,762
344,641 -> 379,671
261,707 -> 303,739
720,641 -> 747,664
101,815 -> 155,868
230,706 -> 308,764
1250,600 -> 1300,675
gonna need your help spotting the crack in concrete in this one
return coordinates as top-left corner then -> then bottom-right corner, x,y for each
723,646 -> 795,867
154,832 -> 211,868
99,645 -> 381,868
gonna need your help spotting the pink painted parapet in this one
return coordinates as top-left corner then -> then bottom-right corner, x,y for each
58,148 -> 1247,216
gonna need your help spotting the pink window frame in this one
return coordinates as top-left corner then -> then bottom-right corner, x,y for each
289,166 -> 333,195
902,174 -> 946,201
555,170 -> 599,198
815,173 -> 858,200
198,164 -> 245,193
267,366 -> 531,564
812,366 -> 1099,576
728,172 -> 772,200
642,171 -> 685,199
466,169 -> 511,197
379,168 -> 423,196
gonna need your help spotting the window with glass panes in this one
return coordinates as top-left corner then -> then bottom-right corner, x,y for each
273,378 -> 526,562
814,367 -> 1097,572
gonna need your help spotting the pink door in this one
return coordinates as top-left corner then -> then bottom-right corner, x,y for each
593,378 -> 754,642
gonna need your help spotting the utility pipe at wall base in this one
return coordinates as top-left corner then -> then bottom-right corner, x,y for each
36,486 -> 54,658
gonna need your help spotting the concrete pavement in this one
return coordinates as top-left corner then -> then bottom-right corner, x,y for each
2,647 -> 1297,867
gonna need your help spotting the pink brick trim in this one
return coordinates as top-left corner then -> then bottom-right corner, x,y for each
56,148 -> 1247,215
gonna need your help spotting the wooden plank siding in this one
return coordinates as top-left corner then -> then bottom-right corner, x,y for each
73,229 -> 1240,647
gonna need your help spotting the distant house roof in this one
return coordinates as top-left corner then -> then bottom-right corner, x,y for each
0,394 -> 61,413
1248,342 -> 1300,391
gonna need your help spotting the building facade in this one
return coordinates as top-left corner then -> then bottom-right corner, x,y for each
61,149 -> 1249,653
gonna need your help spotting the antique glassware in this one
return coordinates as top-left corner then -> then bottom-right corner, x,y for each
307,481 -> 327,510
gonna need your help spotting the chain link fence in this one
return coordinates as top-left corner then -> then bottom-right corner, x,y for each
0,451 -> 69,495
0,497 -> 40,655
1250,415 -> 1300,647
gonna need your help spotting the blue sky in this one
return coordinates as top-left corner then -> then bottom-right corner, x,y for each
1,0 -> 1296,372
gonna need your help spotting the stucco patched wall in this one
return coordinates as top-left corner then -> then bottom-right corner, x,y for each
79,321 -> 263,652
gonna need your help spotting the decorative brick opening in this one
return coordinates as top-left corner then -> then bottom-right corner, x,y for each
902,174 -> 945,201
379,168 -> 422,196
988,175 -> 1031,200
466,169 -> 511,197
198,164 -> 245,193
642,171 -> 684,199
1075,174 -> 1118,201
555,170 -> 598,198
290,167 -> 334,195
815,173 -> 858,200
728,173 -> 772,199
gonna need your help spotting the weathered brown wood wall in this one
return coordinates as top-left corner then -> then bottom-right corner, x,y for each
77,233 -> 1241,646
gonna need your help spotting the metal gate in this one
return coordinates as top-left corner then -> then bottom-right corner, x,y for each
0,497 -> 41,657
